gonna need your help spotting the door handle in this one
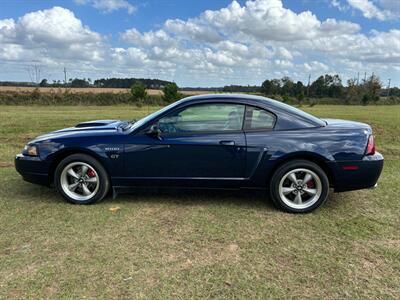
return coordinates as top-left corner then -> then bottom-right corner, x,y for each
219,140 -> 235,146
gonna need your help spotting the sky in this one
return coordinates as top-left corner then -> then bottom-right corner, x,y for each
0,0 -> 399,87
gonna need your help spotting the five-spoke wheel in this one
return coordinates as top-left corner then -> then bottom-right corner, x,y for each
60,162 -> 100,201
270,160 -> 329,213
55,154 -> 109,204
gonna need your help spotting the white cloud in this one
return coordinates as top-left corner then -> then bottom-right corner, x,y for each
331,0 -> 349,11
346,0 -> 398,20
275,47 -> 293,60
199,0 -> 360,41
111,47 -> 148,66
18,7 -> 102,45
75,0 -> 136,14
303,61 -> 330,73
0,1 -> 399,86
121,28 -> 174,47
116,0 -> 398,84
0,19 -> 16,36
165,19 -> 222,43
0,6 -> 104,64
0,44 -> 24,60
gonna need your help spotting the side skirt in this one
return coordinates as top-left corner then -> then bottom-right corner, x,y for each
112,185 -> 265,198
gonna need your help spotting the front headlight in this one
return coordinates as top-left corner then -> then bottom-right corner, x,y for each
23,144 -> 38,156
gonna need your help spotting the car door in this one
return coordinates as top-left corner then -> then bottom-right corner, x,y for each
123,102 -> 247,187
242,105 -> 277,186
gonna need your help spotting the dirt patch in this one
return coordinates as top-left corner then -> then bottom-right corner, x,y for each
0,162 -> 13,168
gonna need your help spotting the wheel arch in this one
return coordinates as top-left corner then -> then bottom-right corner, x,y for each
268,152 -> 335,188
48,148 -> 110,185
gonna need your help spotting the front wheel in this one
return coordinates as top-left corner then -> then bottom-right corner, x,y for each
269,160 -> 329,213
54,154 -> 110,204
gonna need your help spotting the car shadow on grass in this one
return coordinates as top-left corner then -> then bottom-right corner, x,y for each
106,187 -> 344,212
10,178 -> 273,209
107,188 -> 274,210
14,180 -> 342,212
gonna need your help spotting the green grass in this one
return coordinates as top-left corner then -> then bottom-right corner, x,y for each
0,105 -> 399,299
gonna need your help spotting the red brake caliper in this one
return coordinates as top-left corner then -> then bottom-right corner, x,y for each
87,168 -> 96,178
307,180 -> 315,189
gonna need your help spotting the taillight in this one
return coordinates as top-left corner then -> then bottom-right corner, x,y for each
366,135 -> 375,155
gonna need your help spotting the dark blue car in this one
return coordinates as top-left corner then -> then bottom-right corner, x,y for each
15,94 -> 383,213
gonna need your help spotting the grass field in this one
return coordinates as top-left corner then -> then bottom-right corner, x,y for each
0,105 -> 399,299
0,86 -> 207,95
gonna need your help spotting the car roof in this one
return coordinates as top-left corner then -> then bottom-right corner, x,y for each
181,93 -> 268,103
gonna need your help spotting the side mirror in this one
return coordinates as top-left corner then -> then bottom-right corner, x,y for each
146,124 -> 162,140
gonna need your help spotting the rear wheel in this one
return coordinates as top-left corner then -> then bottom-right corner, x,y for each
269,160 -> 329,213
54,154 -> 110,204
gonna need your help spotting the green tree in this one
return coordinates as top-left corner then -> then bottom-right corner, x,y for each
261,80 -> 273,95
327,74 -> 343,98
361,94 -> 370,106
130,81 -> 147,103
39,79 -> 48,87
297,93 -> 305,105
162,82 -> 180,102
310,76 -> 325,97
70,78 -> 90,87
261,79 -> 280,95
293,81 -> 305,97
365,75 -> 381,104
280,76 -> 294,96
345,78 -> 359,105
310,74 -> 343,98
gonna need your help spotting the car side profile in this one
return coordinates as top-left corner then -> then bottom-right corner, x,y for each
15,94 -> 384,213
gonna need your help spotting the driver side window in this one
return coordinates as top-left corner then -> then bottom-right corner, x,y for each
158,103 -> 245,134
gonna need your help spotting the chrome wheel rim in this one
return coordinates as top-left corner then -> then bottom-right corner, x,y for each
60,162 -> 99,201
278,168 -> 322,210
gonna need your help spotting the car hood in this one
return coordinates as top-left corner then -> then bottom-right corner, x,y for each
30,120 -> 125,143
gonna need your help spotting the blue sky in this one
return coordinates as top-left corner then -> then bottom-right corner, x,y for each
0,0 -> 399,87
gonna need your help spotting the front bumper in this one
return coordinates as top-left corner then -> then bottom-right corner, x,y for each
15,154 -> 50,186
331,152 -> 384,192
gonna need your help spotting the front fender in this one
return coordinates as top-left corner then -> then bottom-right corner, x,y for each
40,138 -> 124,181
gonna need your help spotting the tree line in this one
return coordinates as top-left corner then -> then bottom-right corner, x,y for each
1,73 -> 399,106
93,78 -> 172,89
260,74 -> 382,105
221,74 -> 398,105
32,77 -> 173,88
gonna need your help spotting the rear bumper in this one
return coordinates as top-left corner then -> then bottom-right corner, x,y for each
15,154 -> 50,186
330,152 -> 384,192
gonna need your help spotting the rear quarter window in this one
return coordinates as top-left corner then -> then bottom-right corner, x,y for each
244,106 -> 276,130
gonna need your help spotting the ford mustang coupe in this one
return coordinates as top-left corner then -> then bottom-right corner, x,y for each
15,94 -> 383,213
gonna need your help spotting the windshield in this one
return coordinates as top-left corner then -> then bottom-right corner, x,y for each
130,99 -> 185,131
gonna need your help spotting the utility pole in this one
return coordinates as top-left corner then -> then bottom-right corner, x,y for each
364,72 -> 367,83
357,72 -> 359,85
387,78 -> 391,97
63,67 -> 67,85
307,74 -> 311,97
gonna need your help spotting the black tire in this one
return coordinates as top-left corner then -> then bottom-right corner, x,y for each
54,154 -> 110,204
269,160 -> 329,213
